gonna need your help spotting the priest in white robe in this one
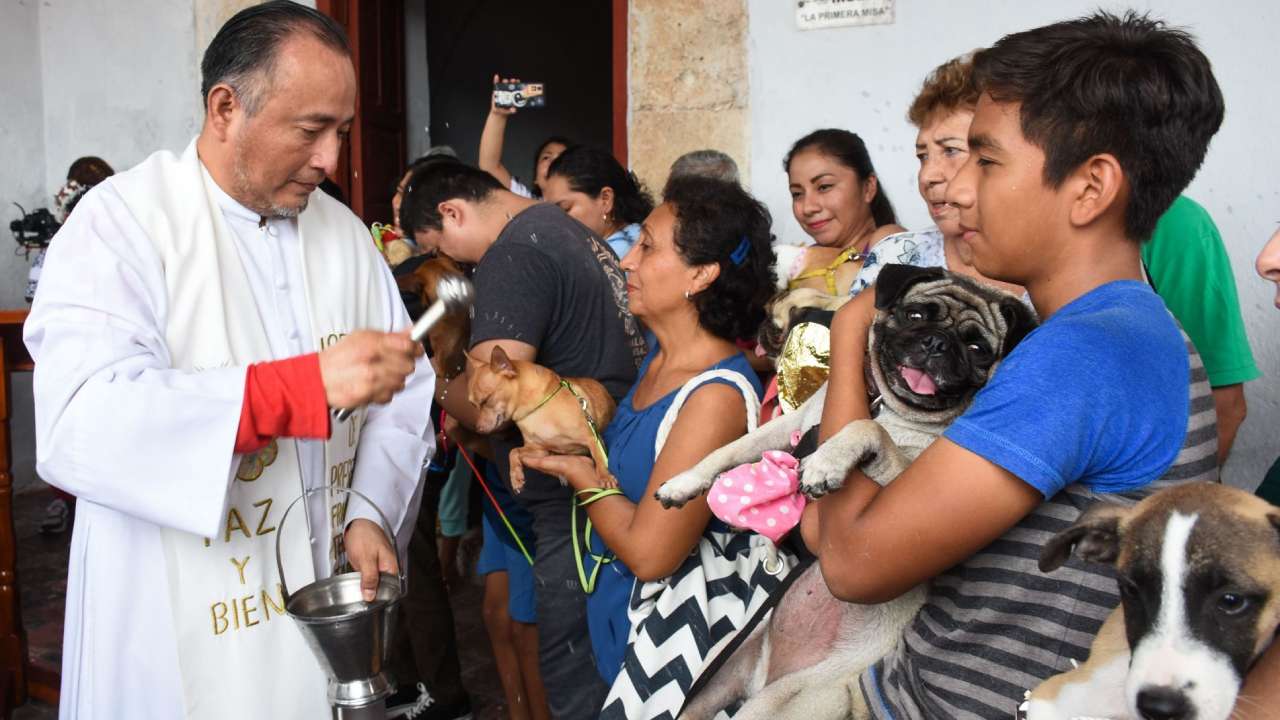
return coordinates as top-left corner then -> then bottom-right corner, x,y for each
23,3 -> 434,718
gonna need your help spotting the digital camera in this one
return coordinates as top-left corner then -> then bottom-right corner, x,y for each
10,205 -> 61,250
494,81 -> 545,109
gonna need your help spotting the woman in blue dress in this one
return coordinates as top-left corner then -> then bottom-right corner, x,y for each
523,176 -> 776,690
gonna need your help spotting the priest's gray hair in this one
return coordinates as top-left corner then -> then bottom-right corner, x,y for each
200,0 -> 350,116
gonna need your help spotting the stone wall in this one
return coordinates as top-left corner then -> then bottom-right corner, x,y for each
627,0 -> 750,195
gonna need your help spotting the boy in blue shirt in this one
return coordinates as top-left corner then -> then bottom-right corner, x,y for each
804,12 -> 1225,718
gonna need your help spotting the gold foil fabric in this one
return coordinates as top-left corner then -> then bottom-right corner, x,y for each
777,321 -> 832,413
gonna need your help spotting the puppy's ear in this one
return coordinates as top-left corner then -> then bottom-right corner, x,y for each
874,264 -> 947,311
998,299 -> 1038,356
489,345 -> 517,377
1039,502 -> 1130,572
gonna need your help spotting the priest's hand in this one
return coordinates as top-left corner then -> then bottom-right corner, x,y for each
345,518 -> 398,602
319,330 -> 423,409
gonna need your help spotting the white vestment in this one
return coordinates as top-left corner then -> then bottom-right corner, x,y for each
24,139 -> 435,719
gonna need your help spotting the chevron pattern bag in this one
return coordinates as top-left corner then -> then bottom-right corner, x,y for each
599,370 -> 803,720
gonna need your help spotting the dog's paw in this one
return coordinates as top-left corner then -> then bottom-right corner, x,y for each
655,469 -> 714,508
799,446 -> 864,498
509,467 -> 527,494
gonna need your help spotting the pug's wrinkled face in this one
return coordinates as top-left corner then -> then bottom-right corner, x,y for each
868,266 -> 1036,423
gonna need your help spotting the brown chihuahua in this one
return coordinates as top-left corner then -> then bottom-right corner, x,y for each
466,346 -> 617,492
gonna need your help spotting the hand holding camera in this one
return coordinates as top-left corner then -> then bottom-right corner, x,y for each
491,74 -> 546,113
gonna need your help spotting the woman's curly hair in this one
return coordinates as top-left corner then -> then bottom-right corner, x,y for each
907,52 -> 980,128
664,176 -> 777,341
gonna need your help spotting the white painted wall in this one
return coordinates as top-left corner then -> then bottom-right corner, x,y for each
38,0 -> 204,194
0,0 -> 47,310
747,0 -> 1280,488
0,0 -> 46,493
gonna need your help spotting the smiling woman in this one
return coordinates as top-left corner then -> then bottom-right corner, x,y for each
783,129 -> 904,295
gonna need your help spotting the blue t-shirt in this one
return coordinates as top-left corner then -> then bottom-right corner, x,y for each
605,222 -> 642,260
945,280 -> 1189,497
585,346 -> 762,683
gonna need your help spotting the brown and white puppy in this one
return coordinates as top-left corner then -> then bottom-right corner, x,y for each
466,345 -> 617,492
394,254 -> 471,381
757,287 -> 852,357
1024,483 -> 1280,720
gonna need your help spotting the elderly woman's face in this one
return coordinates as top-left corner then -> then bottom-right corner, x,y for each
619,203 -> 700,320
915,109 -> 974,239
1258,228 -> 1280,309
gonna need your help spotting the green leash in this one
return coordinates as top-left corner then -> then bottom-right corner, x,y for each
519,377 -> 617,593
572,487 -> 624,593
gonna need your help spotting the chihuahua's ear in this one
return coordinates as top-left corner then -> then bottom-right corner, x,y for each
1040,502 -> 1130,572
489,345 -> 517,377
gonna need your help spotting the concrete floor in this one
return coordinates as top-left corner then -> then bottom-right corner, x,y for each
9,486 -> 508,719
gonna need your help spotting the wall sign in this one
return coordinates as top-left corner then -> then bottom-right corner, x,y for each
796,0 -> 895,30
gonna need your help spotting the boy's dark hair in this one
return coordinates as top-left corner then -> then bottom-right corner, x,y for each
547,145 -> 655,226
783,129 -> 897,228
201,0 -> 350,115
399,159 -> 503,236
664,176 -> 778,341
973,11 -> 1224,241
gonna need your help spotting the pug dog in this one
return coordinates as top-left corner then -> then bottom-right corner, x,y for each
660,264 -> 1038,720
757,287 -> 852,358
658,263 -> 1036,508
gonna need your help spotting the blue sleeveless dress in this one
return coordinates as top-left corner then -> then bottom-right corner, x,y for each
584,345 -> 762,682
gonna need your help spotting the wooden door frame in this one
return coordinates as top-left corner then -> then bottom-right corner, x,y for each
315,0 -> 362,217
612,0 -> 628,166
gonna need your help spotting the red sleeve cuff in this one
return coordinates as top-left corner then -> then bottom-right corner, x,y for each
234,353 -> 331,454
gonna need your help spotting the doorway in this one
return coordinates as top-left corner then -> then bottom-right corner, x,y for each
319,0 -> 625,224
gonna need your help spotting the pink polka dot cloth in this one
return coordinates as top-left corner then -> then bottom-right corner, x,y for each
707,435 -> 807,544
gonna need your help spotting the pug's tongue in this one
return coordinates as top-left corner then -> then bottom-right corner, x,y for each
899,366 -> 937,396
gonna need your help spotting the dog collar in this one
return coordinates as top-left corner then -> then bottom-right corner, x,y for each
514,381 -> 564,423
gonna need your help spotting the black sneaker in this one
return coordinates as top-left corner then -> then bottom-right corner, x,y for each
386,682 -> 473,720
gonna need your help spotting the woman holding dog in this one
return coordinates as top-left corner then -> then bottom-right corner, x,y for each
541,144 -> 654,259
523,176 -> 777,716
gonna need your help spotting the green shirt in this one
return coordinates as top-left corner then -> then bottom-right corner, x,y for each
1142,196 -> 1261,387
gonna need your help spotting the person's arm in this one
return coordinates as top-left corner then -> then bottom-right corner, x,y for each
478,74 -> 518,188
810,438 -> 1042,603
1211,383 -> 1247,465
819,289 -> 875,441
1235,640 -> 1280,718
523,383 -> 749,581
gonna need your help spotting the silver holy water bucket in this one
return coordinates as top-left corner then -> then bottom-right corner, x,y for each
276,487 -> 404,719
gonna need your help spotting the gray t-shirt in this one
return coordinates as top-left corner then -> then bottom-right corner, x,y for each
471,202 -> 646,520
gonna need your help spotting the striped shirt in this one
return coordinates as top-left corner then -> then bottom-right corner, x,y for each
860,337 -> 1217,719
